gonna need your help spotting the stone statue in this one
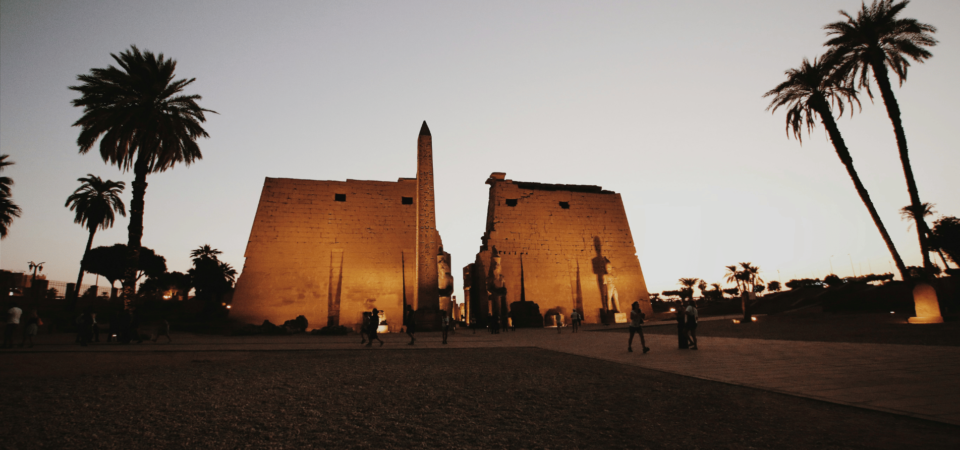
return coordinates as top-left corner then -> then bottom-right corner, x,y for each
602,258 -> 620,312
437,252 -> 454,297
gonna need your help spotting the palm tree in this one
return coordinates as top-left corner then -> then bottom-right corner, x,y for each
765,56 -> 908,280
65,175 -> 126,309
678,278 -> 699,301
824,0 -> 938,272
70,46 -> 216,307
190,244 -> 223,264
710,282 -> 723,300
902,203 -> 952,269
724,265 -> 744,295
739,262 -> 764,293
0,155 -> 21,239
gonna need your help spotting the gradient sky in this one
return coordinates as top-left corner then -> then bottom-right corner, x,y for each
1,0 -> 958,300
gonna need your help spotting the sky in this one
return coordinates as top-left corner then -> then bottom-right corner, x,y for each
1,0 -> 958,299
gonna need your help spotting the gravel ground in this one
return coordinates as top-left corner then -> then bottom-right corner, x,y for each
1,348 -> 958,449
639,312 -> 960,346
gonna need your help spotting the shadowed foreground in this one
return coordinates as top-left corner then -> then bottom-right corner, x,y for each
1,348 -> 958,449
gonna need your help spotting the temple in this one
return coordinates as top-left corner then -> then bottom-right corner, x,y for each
230,122 -> 447,332
464,173 -> 652,327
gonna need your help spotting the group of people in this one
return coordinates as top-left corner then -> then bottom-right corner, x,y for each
360,304 -> 455,346
3,302 -> 40,349
676,299 -> 699,350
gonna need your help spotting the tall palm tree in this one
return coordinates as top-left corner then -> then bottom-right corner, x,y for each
765,56 -> 908,280
739,262 -> 764,293
0,155 -> 21,239
70,46 -> 215,307
824,0 -> 938,272
65,175 -> 126,309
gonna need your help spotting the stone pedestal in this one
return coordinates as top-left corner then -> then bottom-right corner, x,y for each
601,310 -> 627,325
908,282 -> 943,324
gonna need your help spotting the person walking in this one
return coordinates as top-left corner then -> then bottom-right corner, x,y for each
676,301 -> 689,349
403,304 -> 416,345
570,309 -> 581,333
360,312 -> 370,345
628,302 -> 649,353
3,302 -> 22,349
441,310 -> 451,344
153,319 -> 172,343
366,308 -> 384,347
686,300 -> 699,350
20,310 -> 40,348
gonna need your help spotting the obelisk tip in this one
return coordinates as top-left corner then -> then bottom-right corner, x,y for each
419,121 -> 431,137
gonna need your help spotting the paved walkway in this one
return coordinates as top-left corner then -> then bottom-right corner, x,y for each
3,324 -> 959,426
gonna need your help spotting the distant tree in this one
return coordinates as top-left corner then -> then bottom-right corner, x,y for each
931,216 -> 960,268
188,245 -> 236,307
678,278 -> 699,300
70,46 -> 216,307
724,265 -> 744,295
722,288 -> 740,296
902,203 -> 953,269
823,274 -> 844,287
82,244 -> 166,298
753,284 -> 766,294
697,280 -> 708,297
767,281 -> 782,292
710,283 -> 724,300
825,0 -> 938,273
190,244 -> 223,264
785,278 -> 823,289
765,56 -> 907,281
65,175 -> 126,309
0,154 -> 21,239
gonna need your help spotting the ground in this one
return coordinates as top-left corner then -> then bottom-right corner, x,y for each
1,344 -> 959,449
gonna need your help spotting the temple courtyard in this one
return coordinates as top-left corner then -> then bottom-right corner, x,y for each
1,315 -> 959,449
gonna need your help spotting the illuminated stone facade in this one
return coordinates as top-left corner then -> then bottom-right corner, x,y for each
231,123 -> 445,332
466,173 -> 651,326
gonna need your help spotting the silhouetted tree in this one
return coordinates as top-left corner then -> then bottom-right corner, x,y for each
188,245 -> 236,308
825,0 -> 938,273
82,244 -> 166,299
678,278 -> 699,300
0,155 -> 21,239
767,281 -> 782,292
900,203 -> 951,269
765,56 -> 908,280
932,216 -> 960,268
70,46 -> 215,307
65,175 -> 126,309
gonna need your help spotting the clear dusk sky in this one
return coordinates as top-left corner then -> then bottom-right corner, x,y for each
1,0 -> 958,299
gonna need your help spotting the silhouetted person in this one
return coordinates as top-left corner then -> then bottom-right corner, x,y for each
3,302 -> 22,349
404,304 -> 416,345
360,312 -> 370,345
20,309 -> 39,348
555,311 -> 562,334
628,302 -> 649,353
676,302 -> 689,349
366,308 -> 384,347
686,301 -> 699,350
570,309 -> 581,333
153,319 -> 171,343
441,310 -> 451,344
91,312 -> 100,342
470,316 -> 477,334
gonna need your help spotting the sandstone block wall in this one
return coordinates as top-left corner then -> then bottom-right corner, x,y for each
469,174 -> 651,324
231,177 -> 431,332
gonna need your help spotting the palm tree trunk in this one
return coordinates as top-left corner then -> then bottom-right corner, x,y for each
814,99 -> 909,281
870,58 -> 933,273
70,227 -> 97,311
122,156 -> 148,309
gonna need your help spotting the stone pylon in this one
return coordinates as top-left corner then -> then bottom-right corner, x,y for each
414,121 -> 441,329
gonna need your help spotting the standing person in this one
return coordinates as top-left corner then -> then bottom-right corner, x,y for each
570,309 -> 581,333
153,319 -> 172,343
3,302 -> 22,349
441,310 -> 451,344
403,304 -> 416,345
676,301 -> 689,349
686,300 -> 699,350
470,316 -> 476,334
627,302 -> 649,353
359,312 -> 370,345
90,312 -> 100,343
555,311 -> 563,334
20,310 -> 40,348
366,308 -> 384,347
79,307 -> 94,347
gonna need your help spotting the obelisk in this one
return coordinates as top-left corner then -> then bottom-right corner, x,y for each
414,121 -> 441,329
